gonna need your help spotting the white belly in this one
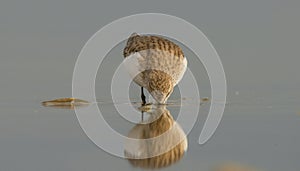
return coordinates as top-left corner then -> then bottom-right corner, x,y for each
123,52 -> 187,87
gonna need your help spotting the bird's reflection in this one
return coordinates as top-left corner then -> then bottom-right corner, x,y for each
124,105 -> 188,169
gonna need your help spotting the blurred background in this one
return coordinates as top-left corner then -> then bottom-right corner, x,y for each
0,0 -> 299,170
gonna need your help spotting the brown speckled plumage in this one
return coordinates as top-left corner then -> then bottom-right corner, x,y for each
123,33 -> 187,103
123,34 -> 184,59
147,69 -> 173,93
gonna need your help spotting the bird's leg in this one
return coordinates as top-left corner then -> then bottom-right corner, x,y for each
141,87 -> 146,105
141,111 -> 144,122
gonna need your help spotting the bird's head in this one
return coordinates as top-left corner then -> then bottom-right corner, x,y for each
147,70 -> 174,104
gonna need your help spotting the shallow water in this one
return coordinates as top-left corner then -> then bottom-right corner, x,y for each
1,1 -> 300,170
0,41 -> 299,171
1,86 -> 299,171
0,42 -> 299,171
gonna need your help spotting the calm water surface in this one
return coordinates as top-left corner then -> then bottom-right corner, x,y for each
1,1 -> 300,170
0,74 -> 299,171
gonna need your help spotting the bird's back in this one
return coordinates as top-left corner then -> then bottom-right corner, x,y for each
123,34 -> 187,87
123,34 -> 184,59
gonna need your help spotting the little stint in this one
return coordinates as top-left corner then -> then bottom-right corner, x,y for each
123,33 -> 187,104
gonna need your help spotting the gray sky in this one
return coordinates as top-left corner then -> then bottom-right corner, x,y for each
1,0 -> 300,93
0,1 -> 300,171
